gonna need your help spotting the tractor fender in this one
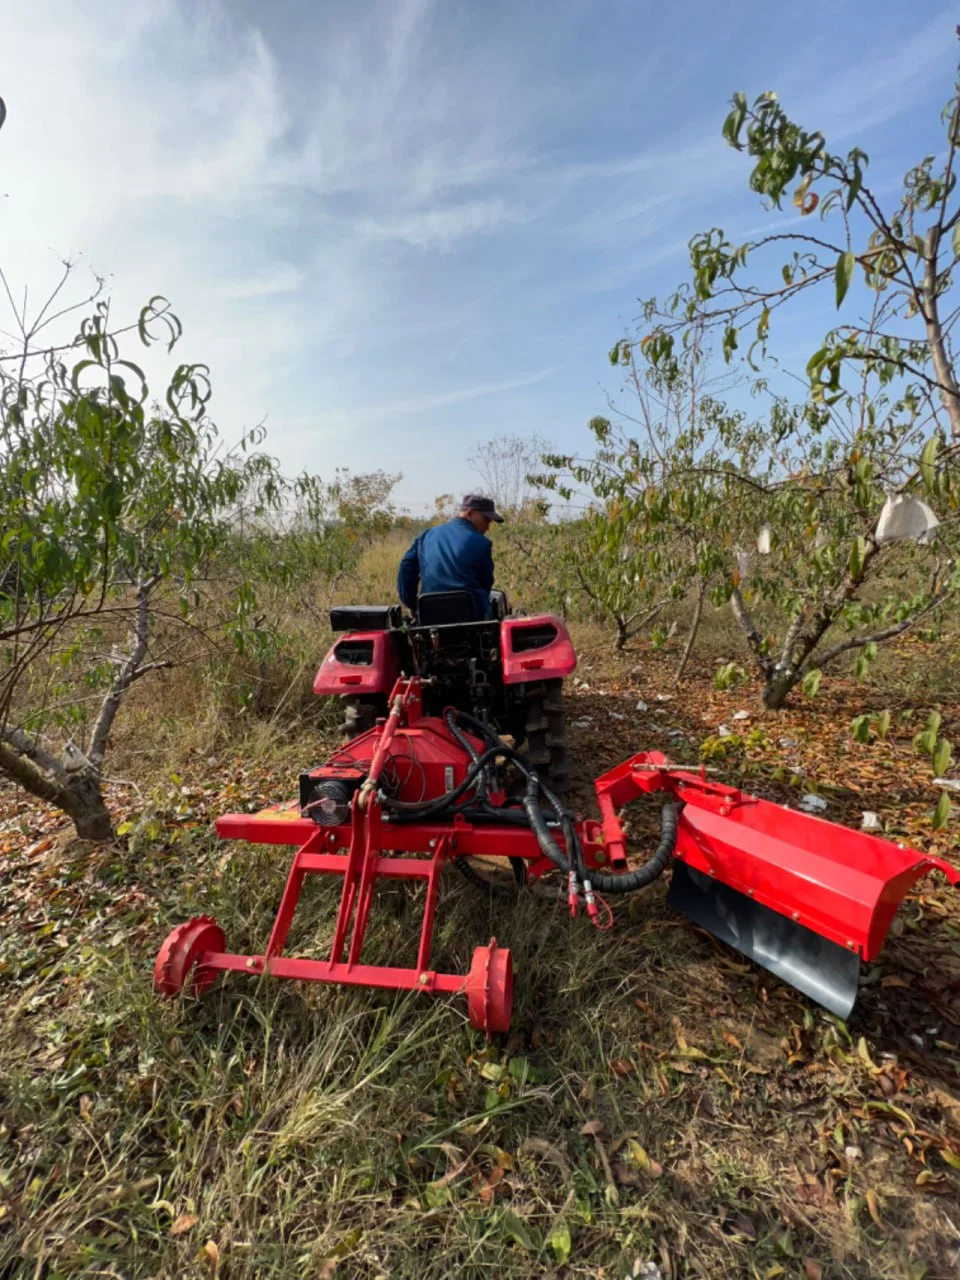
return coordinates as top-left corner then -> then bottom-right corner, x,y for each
501,615 -> 577,684
313,630 -> 400,697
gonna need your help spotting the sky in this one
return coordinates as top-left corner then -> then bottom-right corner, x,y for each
0,0 -> 957,513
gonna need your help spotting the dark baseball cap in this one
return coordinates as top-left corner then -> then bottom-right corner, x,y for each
461,494 -> 504,522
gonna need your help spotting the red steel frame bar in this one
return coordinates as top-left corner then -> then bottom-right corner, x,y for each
200,796 -> 495,996
197,736 -> 959,1007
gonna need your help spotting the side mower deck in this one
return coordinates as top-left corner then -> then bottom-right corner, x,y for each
155,679 -> 959,1033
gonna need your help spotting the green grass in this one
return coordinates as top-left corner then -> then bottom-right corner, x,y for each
2,583 -> 960,1278
2,819 -> 956,1278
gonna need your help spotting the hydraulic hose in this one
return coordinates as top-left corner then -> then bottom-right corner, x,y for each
444,708 -> 491,801
381,745 -> 502,820
521,773 -> 570,874
381,705 -> 679,897
575,802 -> 681,894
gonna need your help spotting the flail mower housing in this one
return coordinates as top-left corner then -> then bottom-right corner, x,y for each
156,667 -> 959,1033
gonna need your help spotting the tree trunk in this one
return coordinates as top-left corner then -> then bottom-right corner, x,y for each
924,226 -> 960,442
63,770 -> 114,841
675,578 -> 706,685
761,670 -> 796,710
0,736 -> 114,841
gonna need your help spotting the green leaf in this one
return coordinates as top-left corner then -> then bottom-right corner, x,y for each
802,669 -> 822,700
952,221 -> 960,262
115,821 -> 134,836
919,436 -> 938,495
548,1222 -> 572,1264
932,738 -> 952,777
932,790 -> 952,831
876,710 -> 892,740
500,1210 -> 536,1253
722,91 -> 747,150
835,251 -> 855,308
914,729 -> 936,756
855,537 -> 870,578
851,714 -> 872,744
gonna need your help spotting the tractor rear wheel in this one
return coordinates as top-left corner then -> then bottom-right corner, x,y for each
340,694 -> 386,738
522,678 -> 570,797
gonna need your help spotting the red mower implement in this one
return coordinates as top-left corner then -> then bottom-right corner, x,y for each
155,674 -> 959,1031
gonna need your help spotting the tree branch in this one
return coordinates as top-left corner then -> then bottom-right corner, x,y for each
0,737 -> 67,807
809,588 -> 954,672
88,575 -> 160,768
0,725 -> 68,782
729,586 -> 774,676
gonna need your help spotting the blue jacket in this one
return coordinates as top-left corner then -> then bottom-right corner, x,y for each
397,517 -> 494,618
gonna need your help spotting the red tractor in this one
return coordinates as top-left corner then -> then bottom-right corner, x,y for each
154,594 -> 959,1036
314,590 -> 576,794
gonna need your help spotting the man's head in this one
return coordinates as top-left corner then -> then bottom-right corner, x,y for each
460,494 -> 504,534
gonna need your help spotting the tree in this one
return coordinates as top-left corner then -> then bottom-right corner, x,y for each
539,345 -> 728,663
631,41 -> 960,441
614,43 -> 960,707
467,433 -> 552,518
0,270 -> 284,838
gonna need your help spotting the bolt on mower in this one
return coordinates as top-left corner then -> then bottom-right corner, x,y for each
155,592 -> 960,1034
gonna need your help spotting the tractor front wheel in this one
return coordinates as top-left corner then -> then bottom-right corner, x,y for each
522,678 -> 570,797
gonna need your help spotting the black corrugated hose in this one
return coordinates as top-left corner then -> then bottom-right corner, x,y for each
379,708 -> 679,896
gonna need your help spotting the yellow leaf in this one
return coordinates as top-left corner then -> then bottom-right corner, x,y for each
939,1149 -> 960,1171
626,1139 -> 663,1178
865,1189 -> 884,1231
170,1213 -> 198,1236
857,1037 -> 878,1072
916,1170 -> 943,1187
201,1241 -> 219,1276
864,1101 -> 915,1132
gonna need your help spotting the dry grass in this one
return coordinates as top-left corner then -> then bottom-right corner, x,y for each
2,555 -> 960,1279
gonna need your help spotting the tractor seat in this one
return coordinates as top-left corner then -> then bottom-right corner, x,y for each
416,591 -> 480,626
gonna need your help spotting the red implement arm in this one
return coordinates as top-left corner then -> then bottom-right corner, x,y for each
155,681 -> 958,1031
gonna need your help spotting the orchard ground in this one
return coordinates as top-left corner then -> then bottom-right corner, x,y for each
1,587 -> 959,1278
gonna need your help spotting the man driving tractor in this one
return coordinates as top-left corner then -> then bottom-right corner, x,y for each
397,494 -> 503,619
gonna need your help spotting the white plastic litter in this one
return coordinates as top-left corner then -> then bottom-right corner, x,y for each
717,724 -> 732,738
635,700 -> 649,712
736,549 -> 751,577
799,793 -> 828,814
875,493 -> 940,544
732,710 -> 750,721
861,811 -> 883,833
779,737 -> 798,748
933,777 -> 960,793
757,524 -> 772,554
